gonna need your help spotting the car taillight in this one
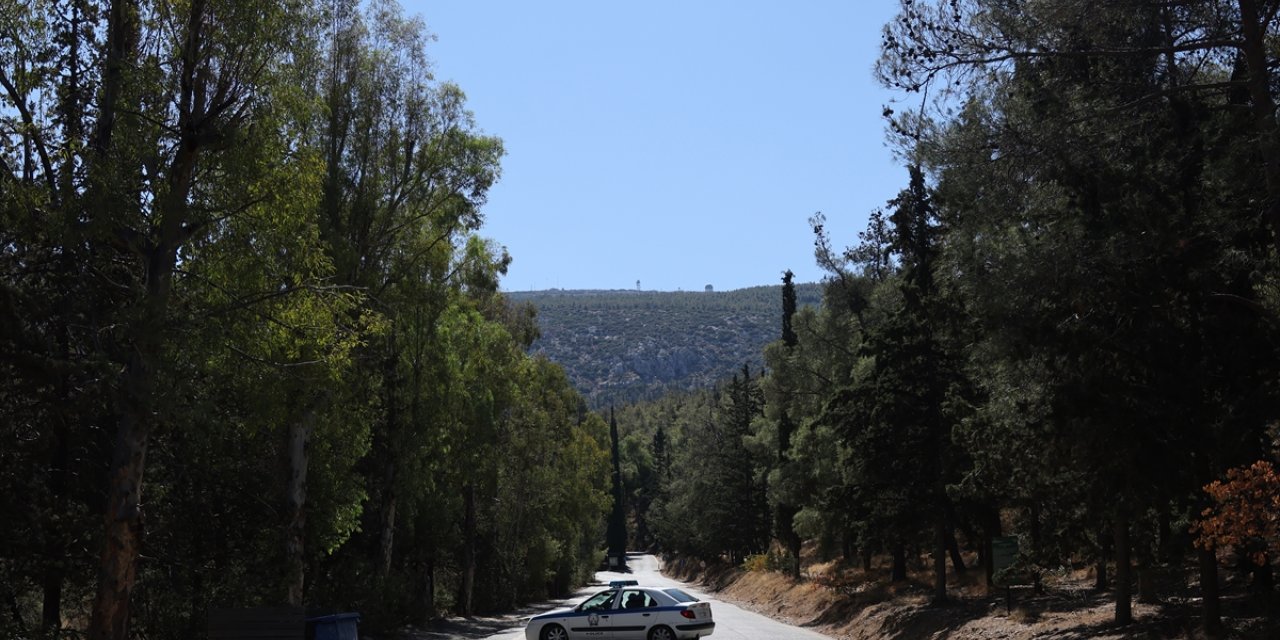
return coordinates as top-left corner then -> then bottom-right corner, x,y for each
681,609 -> 696,619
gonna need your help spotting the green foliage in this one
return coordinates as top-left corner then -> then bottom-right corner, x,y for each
613,6 -> 1280,630
0,1 -> 608,638
623,368 -> 771,564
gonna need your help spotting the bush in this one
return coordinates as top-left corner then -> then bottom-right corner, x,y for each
741,548 -> 794,573
742,554 -> 770,572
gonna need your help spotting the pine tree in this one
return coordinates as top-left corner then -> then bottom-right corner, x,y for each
714,366 -> 770,564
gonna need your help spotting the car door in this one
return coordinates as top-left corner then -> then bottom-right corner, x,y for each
567,590 -> 616,640
608,589 -> 655,640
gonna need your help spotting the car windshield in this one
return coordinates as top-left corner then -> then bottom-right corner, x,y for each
578,590 -> 616,611
662,588 -> 696,603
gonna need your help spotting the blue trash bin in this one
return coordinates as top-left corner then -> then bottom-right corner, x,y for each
307,612 -> 360,640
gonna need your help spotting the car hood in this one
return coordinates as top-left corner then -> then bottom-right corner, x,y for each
529,607 -> 576,621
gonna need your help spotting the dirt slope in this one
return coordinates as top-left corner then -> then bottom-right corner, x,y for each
661,556 -> 1278,640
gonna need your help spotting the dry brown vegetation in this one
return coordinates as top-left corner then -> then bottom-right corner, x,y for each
662,551 -> 1280,640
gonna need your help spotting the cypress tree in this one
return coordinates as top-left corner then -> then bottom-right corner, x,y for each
781,270 -> 798,348
776,271 -> 802,576
651,425 -> 670,480
606,408 -> 629,568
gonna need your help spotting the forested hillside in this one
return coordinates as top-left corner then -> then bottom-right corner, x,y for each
608,2 -> 1280,637
0,2 -> 608,639
510,285 -> 822,406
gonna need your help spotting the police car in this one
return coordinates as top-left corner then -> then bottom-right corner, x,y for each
524,582 -> 715,640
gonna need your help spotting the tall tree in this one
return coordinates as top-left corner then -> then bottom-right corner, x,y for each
715,366 -> 770,564
607,408 -> 629,567
68,2 -> 318,637
769,271 -> 803,577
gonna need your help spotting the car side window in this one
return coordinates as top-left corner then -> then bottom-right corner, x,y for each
620,590 -> 651,609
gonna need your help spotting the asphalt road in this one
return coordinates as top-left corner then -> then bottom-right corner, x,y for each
468,553 -> 835,640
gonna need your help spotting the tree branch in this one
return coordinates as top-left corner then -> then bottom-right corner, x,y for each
0,68 -> 60,205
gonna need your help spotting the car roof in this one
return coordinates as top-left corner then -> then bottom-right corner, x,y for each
605,587 -> 682,606
592,585 -> 700,597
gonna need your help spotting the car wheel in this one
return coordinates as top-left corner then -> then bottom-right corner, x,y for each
541,623 -> 568,640
648,625 -> 676,640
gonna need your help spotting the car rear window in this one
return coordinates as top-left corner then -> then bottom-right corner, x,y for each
662,588 -> 696,602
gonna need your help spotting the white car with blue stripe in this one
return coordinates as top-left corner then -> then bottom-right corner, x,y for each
524,584 -> 715,640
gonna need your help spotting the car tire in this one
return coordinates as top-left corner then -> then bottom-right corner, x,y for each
648,625 -> 676,640
541,623 -> 568,640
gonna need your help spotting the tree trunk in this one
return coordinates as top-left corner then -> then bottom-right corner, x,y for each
1137,517 -> 1158,604
862,546 -> 873,572
1237,0 -> 1280,256
1028,504 -> 1043,593
933,519 -> 948,604
778,503 -> 801,579
982,535 -> 993,590
1114,511 -> 1132,625
460,483 -> 476,616
380,484 -> 397,578
776,409 -> 801,579
85,1 -> 145,638
1198,546 -> 1222,637
415,558 -> 435,627
983,508 -> 1000,590
1137,561 -> 1158,604
379,335 -> 400,578
1250,553 -> 1274,592
91,308 -> 172,640
6,583 -> 26,632
285,404 -> 315,606
88,0 -> 217,633
41,413 -> 69,636
92,0 -> 139,156
1157,508 -> 1172,564
188,522 -> 205,639
40,564 -> 63,636
947,528 -> 966,576
89,376 -> 152,640
1095,523 -> 1110,591
891,541 -> 907,582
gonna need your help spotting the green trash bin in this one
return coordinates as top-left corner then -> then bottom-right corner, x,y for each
307,613 -> 360,640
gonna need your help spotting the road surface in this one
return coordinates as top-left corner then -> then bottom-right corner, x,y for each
458,553 -> 835,640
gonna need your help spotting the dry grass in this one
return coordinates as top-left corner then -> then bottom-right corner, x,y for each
1009,605 -> 1041,624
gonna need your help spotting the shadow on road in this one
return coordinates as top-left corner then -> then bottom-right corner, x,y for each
390,553 -> 666,640
392,581 -> 603,639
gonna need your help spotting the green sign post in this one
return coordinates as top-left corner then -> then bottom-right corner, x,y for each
991,536 -> 1019,614
991,536 -> 1018,583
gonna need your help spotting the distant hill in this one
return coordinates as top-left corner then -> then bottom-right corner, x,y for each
507,284 -> 823,407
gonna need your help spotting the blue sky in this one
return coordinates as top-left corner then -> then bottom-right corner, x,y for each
405,1 -> 907,292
